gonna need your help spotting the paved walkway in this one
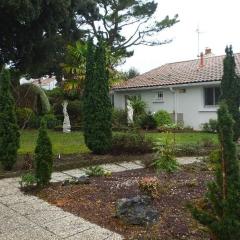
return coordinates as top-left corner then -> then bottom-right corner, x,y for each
0,157 -> 200,240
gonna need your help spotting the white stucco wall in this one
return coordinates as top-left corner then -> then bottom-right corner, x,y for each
113,82 -> 219,130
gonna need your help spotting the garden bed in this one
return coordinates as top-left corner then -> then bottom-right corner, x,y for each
34,163 -> 213,240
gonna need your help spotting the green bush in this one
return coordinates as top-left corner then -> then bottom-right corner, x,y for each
139,112 -> 157,130
16,107 -> 36,128
152,133 -> 179,172
110,131 -> 153,155
83,39 -> 112,154
43,114 -> 61,129
0,68 -> 20,170
35,119 -> 53,186
85,165 -> 110,177
202,119 -> 218,132
20,172 -> 37,188
154,110 -> 172,127
112,108 -> 128,127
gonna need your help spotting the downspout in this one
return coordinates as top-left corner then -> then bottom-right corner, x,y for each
169,87 -> 177,123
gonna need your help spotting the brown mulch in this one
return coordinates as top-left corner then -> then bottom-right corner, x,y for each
34,164 -> 213,240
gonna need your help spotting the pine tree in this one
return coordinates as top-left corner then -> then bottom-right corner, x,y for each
35,119 -> 53,186
0,68 -> 20,170
191,102 -> 240,240
220,45 -> 240,141
83,39 -> 112,154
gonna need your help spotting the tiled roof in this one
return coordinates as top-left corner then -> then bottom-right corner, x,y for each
113,53 -> 240,90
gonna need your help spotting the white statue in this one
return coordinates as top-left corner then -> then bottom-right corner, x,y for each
127,99 -> 133,125
62,100 -> 71,133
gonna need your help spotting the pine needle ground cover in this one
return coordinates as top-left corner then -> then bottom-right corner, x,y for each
35,163 -> 213,240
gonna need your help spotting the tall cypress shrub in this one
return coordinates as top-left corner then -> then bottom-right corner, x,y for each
0,68 -> 20,170
221,45 -> 240,141
83,39 -> 112,154
191,102 -> 240,240
35,118 -> 53,186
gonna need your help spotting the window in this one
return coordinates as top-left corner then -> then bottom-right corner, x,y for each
154,91 -> 164,102
204,87 -> 220,106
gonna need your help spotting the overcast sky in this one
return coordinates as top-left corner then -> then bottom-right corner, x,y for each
120,0 -> 240,74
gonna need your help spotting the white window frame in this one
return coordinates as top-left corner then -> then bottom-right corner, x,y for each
203,86 -> 220,107
153,91 -> 164,102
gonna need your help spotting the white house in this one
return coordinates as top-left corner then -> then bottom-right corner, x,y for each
112,50 -> 240,130
20,76 -> 57,90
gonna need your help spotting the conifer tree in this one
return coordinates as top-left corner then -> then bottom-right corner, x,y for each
35,118 -> 53,186
191,102 -> 240,240
83,39 -> 112,154
220,45 -> 240,141
0,68 -> 20,170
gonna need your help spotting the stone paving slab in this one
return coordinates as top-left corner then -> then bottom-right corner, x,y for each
65,227 -> 116,240
99,163 -> 128,172
41,215 -> 93,238
116,161 -> 144,170
62,169 -> 87,178
0,225 -> 60,240
177,156 -> 200,165
50,172 -> 70,183
0,192 -> 39,206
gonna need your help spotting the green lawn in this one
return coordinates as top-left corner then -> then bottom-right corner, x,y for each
146,131 -> 218,145
19,130 -> 89,155
19,130 -> 218,155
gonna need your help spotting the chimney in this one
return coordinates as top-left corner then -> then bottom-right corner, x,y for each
205,47 -> 212,55
199,52 -> 204,67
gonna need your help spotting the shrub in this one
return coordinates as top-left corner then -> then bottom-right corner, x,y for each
139,112 -> 157,130
0,68 -> 20,170
16,107 -> 35,129
85,165 -> 110,177
20,172 -> 37,189
112,108 -> 128,127
152,133 -> 179,172
202,119 -> 218,132
43,114 -> 61,129
110,132 -> 153,155
138,176 -> 160,198
190,102 -> 240,239
129,96 -> 146,121
83,39 -> 112,154
35,119 -> 53,186
154,110 -> 172,127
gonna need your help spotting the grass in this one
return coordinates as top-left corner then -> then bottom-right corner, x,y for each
19,130 -> 218,155
146,131 -> 218,145
19,130 -> 89,155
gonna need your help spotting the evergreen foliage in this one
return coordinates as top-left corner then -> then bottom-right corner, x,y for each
190,102 -> 240,240
83,39 -> 112,154
220,45 -> 240,141
35,119 -> 53,186
0,68 -> 20,170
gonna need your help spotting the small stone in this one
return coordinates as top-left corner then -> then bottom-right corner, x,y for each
74,176 -> 90,184
62,179 -> 71,186
116,195 -> 159,226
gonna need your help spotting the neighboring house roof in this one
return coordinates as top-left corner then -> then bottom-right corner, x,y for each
113,53 -> 240,90
32,77 -> 56,86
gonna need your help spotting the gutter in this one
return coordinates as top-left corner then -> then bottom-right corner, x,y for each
169,87 -> 177,123
112,80 -> 221,92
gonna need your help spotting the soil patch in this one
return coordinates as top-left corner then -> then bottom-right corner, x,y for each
34,164 -> 212,240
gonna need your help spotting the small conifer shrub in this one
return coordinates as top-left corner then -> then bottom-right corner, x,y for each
0,68 -> 20,170
35,119 -> 53,186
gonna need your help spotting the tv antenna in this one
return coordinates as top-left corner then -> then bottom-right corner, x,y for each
196,26 -> 203,58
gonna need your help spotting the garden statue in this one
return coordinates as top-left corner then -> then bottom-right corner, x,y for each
127,99 -> 133,125
62,100 -> 71,133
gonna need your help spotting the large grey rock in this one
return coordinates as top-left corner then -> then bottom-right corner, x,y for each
116,195 -> 159,226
